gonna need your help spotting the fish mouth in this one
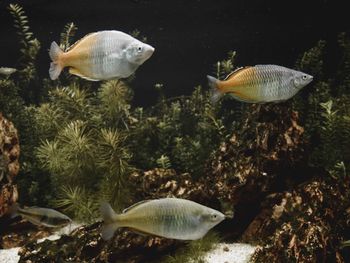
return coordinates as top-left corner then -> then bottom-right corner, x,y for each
145,45 -> 155,59
308,75 -> 314,84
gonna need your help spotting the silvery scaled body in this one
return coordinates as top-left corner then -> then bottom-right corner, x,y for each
49,30 -> 155,81
100,198 -> 225,240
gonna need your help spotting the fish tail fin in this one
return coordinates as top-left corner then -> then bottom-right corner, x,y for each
49,41 -> 64,80
207,75 -> 223,103
100,202 -> 120,241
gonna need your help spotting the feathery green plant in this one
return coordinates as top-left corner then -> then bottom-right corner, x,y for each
293,34 -> 350,174
214,51 -> 237,80
156,155 -> 172,169
309,100 -> 350,172
53,186 -> 98,222
60,22 -> 78,51
8,4 -> 41,101
35,81 -> 133,219
128,86 -> 229,177
98,80 -> 133,127
161,232 -> 220,263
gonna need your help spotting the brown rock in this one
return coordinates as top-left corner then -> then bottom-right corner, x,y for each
0,113 -> 20,217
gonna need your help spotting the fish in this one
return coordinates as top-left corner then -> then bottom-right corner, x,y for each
10,203 -> 72,228
100,198 -> 225,241
49,30 -> 155,81
207,65 -> 313,103
0,67 -> 17,76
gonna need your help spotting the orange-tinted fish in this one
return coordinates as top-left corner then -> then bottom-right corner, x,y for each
49,30 -> 155,81
207,65 -> 313,103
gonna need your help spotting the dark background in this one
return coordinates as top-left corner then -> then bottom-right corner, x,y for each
0,0 -> 349,106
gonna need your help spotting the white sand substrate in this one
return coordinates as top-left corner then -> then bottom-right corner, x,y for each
203,243 -> 257,263
0,247 -> 21,263
0,222 -> 82,263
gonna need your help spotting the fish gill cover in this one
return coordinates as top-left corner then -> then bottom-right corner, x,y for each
0,2 -> 350,263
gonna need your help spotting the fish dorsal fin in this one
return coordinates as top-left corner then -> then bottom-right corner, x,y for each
224,66 -> 250,80
66,32 -> 97,52
69,67 -> 99,81
122,200 -> 152,214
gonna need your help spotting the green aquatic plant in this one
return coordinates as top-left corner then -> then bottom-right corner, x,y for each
8,3 -> 41,102
293,35 -> 350,173
161,232 -> 220,263
60,22 -> 78,51
214,50 -> 237,80
98,79 -> 133,127
35,82 -> 133,218
128,86 -> 229,177
309,100 -> 350,172
156,155 -> 172,169
53,185 -> 97,222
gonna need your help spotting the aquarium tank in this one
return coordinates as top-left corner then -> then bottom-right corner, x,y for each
0,0 -> 350,262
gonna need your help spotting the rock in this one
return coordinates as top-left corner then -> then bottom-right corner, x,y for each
246,177 -> 350,262
199,104 -> 308,239
18,222 -> 182,263
0,113 -> 20,217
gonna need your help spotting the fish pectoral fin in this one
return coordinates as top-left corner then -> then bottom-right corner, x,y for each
69,67 -> 100,81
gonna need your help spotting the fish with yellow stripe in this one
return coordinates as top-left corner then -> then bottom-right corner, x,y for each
49,30 -> 155,81
207,65 -> 313,103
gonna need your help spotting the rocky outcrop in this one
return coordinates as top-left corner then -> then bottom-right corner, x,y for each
0,113 -> 20,217
248,177 -> 350,262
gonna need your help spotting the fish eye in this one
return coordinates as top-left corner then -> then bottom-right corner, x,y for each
137,46 -> 143,52
302,75 -> 308,80
211,214 -> 218,220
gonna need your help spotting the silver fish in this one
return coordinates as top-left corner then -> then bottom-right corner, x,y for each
49,30 -> 155,81
11,203 -> 72,228
100,198 -> 225,241
0,67 -> 17,76
208,64 -> 313,103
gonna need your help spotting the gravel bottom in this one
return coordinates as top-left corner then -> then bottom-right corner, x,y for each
0,247 -> 20,263
203,243 -> 257,263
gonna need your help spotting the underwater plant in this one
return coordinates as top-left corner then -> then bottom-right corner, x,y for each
128,86 -> 229,178
293,35 -> 350,173
35,81 -> 133,221
8,4 -> 41,103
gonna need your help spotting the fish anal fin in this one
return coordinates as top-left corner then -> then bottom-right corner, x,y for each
69,67 -> 99,81
229,91 -> 258,103
126,227 -> 165,238
122,200 -> 152,214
